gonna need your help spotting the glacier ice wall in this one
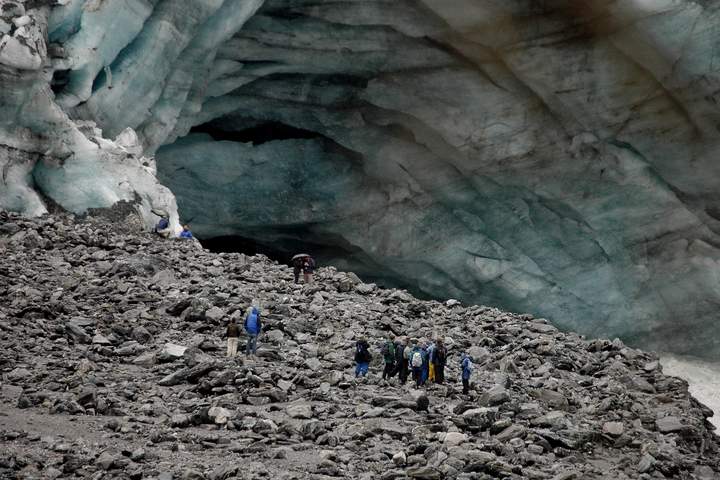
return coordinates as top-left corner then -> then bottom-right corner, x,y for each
0,1 -> 182,228
3,0 -> 720,358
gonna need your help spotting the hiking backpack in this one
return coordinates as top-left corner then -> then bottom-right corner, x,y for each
411,350 -> 423,368
382,341 -> 395,362
356,342 -> 372,362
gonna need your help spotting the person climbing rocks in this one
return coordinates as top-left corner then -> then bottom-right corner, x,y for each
244,304 -> 262,356
354,337 -> 372,377
381,335 -> 396,380
461,352 -> 474,395
394,335 -> 407,382
179,224 -> 193,239
302,256 -> 316,284
225,318 -> 239,357
432,338 -> 447,384
154,214 -> 172,238
409,341 -> 424,388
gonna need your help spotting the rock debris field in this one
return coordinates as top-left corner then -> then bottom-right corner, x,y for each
0,212 -> 718,480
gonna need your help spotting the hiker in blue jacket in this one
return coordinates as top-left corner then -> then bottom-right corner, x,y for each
179,224 -> 193,239
420,342 -> 431,386
244,305 -> 262,355
461,353 -> 473,395
154,214 -> 172,238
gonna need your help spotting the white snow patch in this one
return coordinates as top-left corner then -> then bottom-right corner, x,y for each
661,354 -> 720,431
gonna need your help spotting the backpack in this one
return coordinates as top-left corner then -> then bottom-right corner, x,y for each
356,342 -> 371,363
382,341 -> 395,363
246,308 -> 259,334
411,350 -> 423,368
462,357 -> 473,373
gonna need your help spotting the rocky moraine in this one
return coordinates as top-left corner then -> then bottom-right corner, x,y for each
0,212 -> 718,480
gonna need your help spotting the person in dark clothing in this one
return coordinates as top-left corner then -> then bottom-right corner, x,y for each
292,256 -> 304,283
420,343 -> 430,386
381,335 -> 396,380
394,336 -> 406,382
225,319 -> 240,357
302,257 -> 315,284
461,353 -> 473,395
432,338 -> 447,384
355,338 -> 372,377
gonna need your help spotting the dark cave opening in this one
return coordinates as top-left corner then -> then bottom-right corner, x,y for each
190,121 -> 323,145
51,69 -> 70,94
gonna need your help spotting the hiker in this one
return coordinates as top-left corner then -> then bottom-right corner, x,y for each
432,338 -> 447,384
154,214 -> 172,238
381,335 -> 396,380
225,319 -> 239,357
244,304 -> 262,355
426,340 -> 436,383
402,338 -> 414,385
394,336 -> 407,382
302,256 -> 315,284
420,341 -> 431,386
354,337 -> 372,377
409,341 -> 424,388
292,256 -> 304,284
179,224 -> 193,239
461,353 -> 473,395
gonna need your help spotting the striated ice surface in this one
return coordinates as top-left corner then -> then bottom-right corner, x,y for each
2,0 -> 720,359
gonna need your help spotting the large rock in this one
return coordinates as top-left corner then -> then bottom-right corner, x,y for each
462,408 -> 497,429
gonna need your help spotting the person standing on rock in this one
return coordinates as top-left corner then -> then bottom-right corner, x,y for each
431,338 -> 447,384
394,336 -> 407,383
302,256 -> 316,284
403,339 -> 414,384
409,342 -> 424,388
461,352 -> 473,395
420,341 -> 431,386
354,337 -> 372,377
381,335 -> 396,381
225,319 -> 240,357
426,340 -> 436,383
244,305 -> 262,356
292,256 -> 304,284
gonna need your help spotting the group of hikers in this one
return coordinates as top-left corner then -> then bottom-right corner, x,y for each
153,212 -> 193,240
155,212 -> 474,392
224,305 -> 262,357
224,313 -> 475,394
355,336 -> 474,394
291,254 -> 316,284
223,253 -> 316,356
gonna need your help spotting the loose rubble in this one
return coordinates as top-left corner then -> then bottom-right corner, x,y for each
0,211 -> 718,479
